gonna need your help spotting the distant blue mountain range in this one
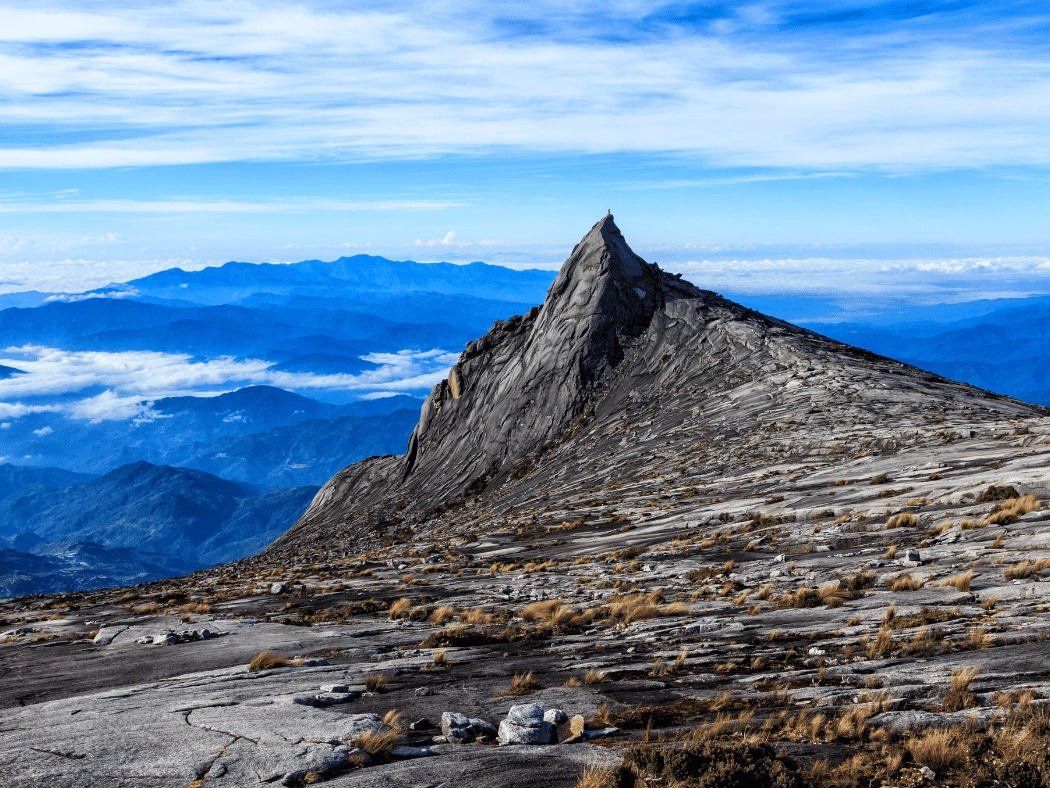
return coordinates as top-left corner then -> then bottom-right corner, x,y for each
782,295 -> 1050,408
1,251 -> 1046,596
0,253 -> 557,595
0,461 -> 317,596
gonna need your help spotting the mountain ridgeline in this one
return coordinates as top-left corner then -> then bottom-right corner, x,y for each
275,215 -> 1042,557
0,461 -> 319,596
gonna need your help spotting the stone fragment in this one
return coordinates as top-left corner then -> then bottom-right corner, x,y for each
569,715 -> 586,737
498,703 -> 553,745
319,683 -> 348,693
92,626 -> 126,646
543,709 -> 568,725
899,550 -> 922,567
440,712 -> 495,743
497,719 -> 553,745
414,686 -> 434,696
390,746 -> 436,758
469,718 -> 497,742
506,703 -> 545,728
270,583 -> 285,594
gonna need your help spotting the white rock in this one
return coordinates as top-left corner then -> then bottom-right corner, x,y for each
497,719 -> 553,745
92,626 -> 126,646
505,703 -> 545,728
543,709 -> 568,725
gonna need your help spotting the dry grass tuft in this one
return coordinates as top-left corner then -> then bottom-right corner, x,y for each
605,593 -> 690,626
1003,557 -> 1050,580
432,650 -> 448,667
351,726 -> 402,757
890,573 -> 923,592
907,728 -> 968,771
364,674 -> 387,693
459,607 -> 508,625
937,570 -> 974,592
248,651 -> 292,672
494,671 -> 541,697
885,512 -> 918,529
573,764 -> 625,788
584,668 -> 609,685
965,625 -> 994,649
941,665 -> 981,711
388,598 -> 412,620
429,605 -> 455,625
986,494 -> 1041,525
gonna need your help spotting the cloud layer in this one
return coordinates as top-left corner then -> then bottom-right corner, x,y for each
0,346 -> 456,422
2,1 -> 1049,169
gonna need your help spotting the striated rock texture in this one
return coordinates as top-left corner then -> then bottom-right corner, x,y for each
273,214 -> 1041,556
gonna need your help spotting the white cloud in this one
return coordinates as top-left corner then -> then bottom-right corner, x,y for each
32,425 -> 53,436
0,199 -> 462,214
0,345 -> 451,422
0,2 -> 1047,169
667,254 -> 1050,301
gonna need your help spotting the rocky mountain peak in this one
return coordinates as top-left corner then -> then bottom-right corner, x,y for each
393,215 -> 695,494
276,216 -> 1042,554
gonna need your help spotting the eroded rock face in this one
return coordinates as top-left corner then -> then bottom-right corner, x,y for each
273,214 -> 1042,557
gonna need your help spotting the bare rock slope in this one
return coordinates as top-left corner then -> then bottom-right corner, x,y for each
279,214 -> 1038,555
8,217 -> 1050,788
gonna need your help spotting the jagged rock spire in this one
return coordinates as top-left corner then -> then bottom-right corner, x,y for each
396,214 -> 691,498
275,214 -> 1044,555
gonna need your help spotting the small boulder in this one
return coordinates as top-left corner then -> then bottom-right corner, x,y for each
440,712 -> 475,743
320,683 -> 348,693
92,626 -> 126,646
415,686 -> 434,696
497,719 -> 553,745
440,712 -> 495,743
569,715 -> 586,737
270,583 -> 285,595
498,703 -> 553,745
899,550 -> 922,567
506,703 -> 545,728
543,708 -> 568,725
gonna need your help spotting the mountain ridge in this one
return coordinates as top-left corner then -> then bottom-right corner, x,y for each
274,215 -> 1043,557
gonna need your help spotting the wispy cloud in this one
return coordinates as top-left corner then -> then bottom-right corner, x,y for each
0,345 -> 455,421
0,199 -> 463,213
1,1 -> 1049,169
670,254 -> 1050,301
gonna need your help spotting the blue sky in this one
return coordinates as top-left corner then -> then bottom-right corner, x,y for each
2,1 -> 1050,301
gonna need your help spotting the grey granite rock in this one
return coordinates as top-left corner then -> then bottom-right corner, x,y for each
497,719 -> 554,745
272,213 -> 1042,559
506,703 -> 545,728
